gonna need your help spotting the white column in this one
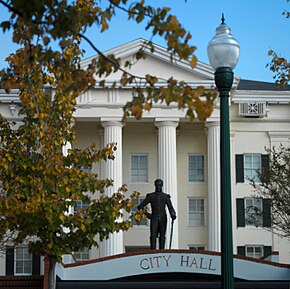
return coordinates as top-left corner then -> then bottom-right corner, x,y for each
206,121 -> 221,252
102,120 -> 123,256
155,120 -> 179,249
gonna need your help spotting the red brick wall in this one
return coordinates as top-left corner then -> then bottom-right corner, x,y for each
0,276 -> 43,288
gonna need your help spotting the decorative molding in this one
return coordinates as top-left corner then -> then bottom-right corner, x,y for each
9,104 -> 17,116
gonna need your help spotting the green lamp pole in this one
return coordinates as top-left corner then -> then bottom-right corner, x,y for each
207,15 -> 240,289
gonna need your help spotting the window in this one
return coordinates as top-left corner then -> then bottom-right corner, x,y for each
236,198 -> 271,228
188,198 -> 205,227
188,155 -> 205,182
73,248 -> 90,262
131,154 -> 148,183
236,154 -> 269,183
237,245 -> 272,259
245,198 -> 263,226
244,154 -> 261,182
189,245 -> 205,251
132,197 -> 149,226
246,245 -> 263,259
14,247 -> 32,275
74,200 -> 89,214
5,247 -> 40,276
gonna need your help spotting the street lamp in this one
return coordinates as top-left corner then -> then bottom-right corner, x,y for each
207,14 -> 240,289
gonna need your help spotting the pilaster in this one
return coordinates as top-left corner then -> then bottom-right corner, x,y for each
206,121 -> 221,252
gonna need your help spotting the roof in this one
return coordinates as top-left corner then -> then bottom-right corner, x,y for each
238,79 -> 290,91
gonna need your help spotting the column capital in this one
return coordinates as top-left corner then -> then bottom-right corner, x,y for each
155,118 -> 179,128
101,118 -> 123,128
205,120 -> 220,128
204,121 -> 220,136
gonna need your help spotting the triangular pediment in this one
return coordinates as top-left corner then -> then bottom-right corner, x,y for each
81,38 -> 227,88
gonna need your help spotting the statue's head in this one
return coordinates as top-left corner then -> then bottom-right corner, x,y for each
154,179 -> 163,192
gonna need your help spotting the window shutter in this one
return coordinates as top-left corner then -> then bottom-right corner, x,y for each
236,198 -> 245,227
32,252 -> 41,275
237,246 -> 245,256
263,246 -> 272,258
263,199 -> 271,228
5,247 -> 14,276
261,154 -> 270,182
236,155 -> 244,183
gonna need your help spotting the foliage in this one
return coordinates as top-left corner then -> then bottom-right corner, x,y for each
268,50 -> 290,87
250,145 -> 290,239
267,1 -> 290,87
0,1 -> 216,288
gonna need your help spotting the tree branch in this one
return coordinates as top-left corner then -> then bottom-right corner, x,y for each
0,0 -> 24,18
108,0 -> 154,18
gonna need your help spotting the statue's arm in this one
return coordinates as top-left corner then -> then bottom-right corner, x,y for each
137,194 -> 151,210
166,195 -> 177,220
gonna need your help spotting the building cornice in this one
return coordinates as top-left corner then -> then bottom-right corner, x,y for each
232,90 -> 290,103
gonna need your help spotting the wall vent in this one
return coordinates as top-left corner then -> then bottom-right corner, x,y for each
239,102 -> 266,117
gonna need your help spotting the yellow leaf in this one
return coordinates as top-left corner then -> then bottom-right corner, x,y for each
43,36 -> 50,46
144,102 -> 152,111
59,214 -> 66,222
80,223 -> 86,232
189,56 -> 197,68
101,20 -> 109,32
127,201 -> 134,207
132,105 -> 142,120
196,86 -> 205,95
4,80 -> 11,93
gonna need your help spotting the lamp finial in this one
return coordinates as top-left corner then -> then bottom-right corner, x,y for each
221,13 -> 225,24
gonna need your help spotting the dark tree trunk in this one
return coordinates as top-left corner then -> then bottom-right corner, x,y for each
44,256 -> 56,289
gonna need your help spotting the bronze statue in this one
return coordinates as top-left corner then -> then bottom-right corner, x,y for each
138,179 -> 176,250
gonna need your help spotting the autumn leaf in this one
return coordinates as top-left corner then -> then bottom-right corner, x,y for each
189,56 -> 197,68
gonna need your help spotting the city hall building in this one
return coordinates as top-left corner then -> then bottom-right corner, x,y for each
0,39 -> 290,285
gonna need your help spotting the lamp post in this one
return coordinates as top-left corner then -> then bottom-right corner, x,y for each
207,15 -> 240,289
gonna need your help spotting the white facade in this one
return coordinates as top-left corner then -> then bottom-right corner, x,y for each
1,39 -> 290,276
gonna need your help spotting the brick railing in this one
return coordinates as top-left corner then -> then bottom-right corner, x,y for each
0,276 -> 43,289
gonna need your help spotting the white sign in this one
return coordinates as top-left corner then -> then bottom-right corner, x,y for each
57,252 -> 290,281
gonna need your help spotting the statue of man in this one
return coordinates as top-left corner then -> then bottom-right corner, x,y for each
137,179 -> 176,250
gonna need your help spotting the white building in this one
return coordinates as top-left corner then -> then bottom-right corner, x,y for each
1,38 -> 290,277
